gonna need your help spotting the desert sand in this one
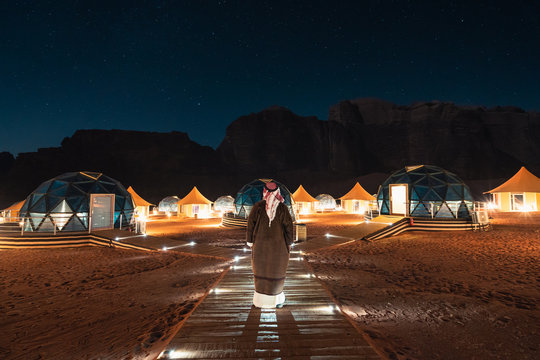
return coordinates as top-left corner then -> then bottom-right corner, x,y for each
305,212 -> 540,359
1,211 -> 538,359
0,248 -> 231,360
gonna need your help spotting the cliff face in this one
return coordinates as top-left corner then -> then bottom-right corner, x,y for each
1,98 -> 539,208
327,99 -> 538,179
217,106 -> 374,176
0,130 -> 222,207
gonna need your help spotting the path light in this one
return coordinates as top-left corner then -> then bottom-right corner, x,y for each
189,241 -> 196,246
162,246 -> 167,251
313,305 -> 337,314
325,233 -> 330,238
115,237 -> 119,241
160,349 -> 193,359
234,256 -> 240,262
243,247 -> 247,252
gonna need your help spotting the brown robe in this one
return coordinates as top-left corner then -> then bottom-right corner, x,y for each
247,200 -> 294,296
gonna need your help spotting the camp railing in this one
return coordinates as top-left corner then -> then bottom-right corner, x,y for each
392,201 -> 472,219
15,212 -> 144,236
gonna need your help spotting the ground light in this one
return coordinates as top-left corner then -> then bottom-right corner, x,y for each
158,349 -> 193,359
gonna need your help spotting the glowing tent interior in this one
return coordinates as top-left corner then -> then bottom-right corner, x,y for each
486,166 -> 540,211
178,186 -> 212,218
19,171 -> 135,232
340,182 -> 375,214
292,185 -> 318,214
377,165 -> 474,219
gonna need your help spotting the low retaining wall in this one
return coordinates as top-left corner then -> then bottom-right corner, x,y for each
221,215 -> 248,228
365,217 -> 488,241
0,233 -> 153,251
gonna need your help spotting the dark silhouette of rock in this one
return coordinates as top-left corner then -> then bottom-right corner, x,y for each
0,130 -> 223,207
1,98 -> 539,208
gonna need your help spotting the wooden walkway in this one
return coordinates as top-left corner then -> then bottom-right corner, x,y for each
158,228 -> 382,359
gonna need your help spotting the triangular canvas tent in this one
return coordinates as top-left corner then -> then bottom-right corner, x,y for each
127,186 -> 154,217
486,167 -> 540,211
340,182 -> 375,201
340,182 -> 375,213
178,186 -> 212,218
1,200 -> 24,221
292,185 -> 318,214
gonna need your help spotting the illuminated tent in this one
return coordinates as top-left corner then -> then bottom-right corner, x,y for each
340,182 -> 375,214
127,186 -> 154,217
159,196 -> 179,213
315,194 -> 336,211
1,200 -> 24,221
214,195 -> 234,213
234,179 -> 296,221
178,186 -> 212,218
19,171 -> 135,232
292,185 -> 318,214
377,165 -> 474,219
486,167 -> 540,211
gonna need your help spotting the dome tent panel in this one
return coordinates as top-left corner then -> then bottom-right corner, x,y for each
19,171 -> 135,232
214,196 -> 234,212
315,194 -> 337,211
158,196 -> 180,212
377,165 -> 474,219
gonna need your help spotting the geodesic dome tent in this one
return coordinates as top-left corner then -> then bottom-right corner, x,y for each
234,179 -> 296,221
377,165 -> 474,219
20,171 -> 135,232
315,194 -> 336,210
158,196 -> 179,212
214,195 -> 234,212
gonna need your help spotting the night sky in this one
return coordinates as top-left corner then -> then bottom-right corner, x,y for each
1,1 -> 539,155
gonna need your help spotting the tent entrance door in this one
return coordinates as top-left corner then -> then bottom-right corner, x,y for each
390,184 -> 408,216
90,194 -> 115,231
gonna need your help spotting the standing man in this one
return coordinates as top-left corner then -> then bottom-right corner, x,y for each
247,182 -> 294,308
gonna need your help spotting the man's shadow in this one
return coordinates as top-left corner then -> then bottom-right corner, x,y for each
242,305 -> 301,356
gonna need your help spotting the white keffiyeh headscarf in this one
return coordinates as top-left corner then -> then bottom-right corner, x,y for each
263,182 -> 284,226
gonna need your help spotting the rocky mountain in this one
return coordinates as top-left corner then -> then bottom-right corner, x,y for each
0,130 -> 222,208
327,98 -> 539,179
1,98 -> 539,208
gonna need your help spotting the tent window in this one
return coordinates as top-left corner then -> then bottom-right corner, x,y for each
511,193 -> 524,211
